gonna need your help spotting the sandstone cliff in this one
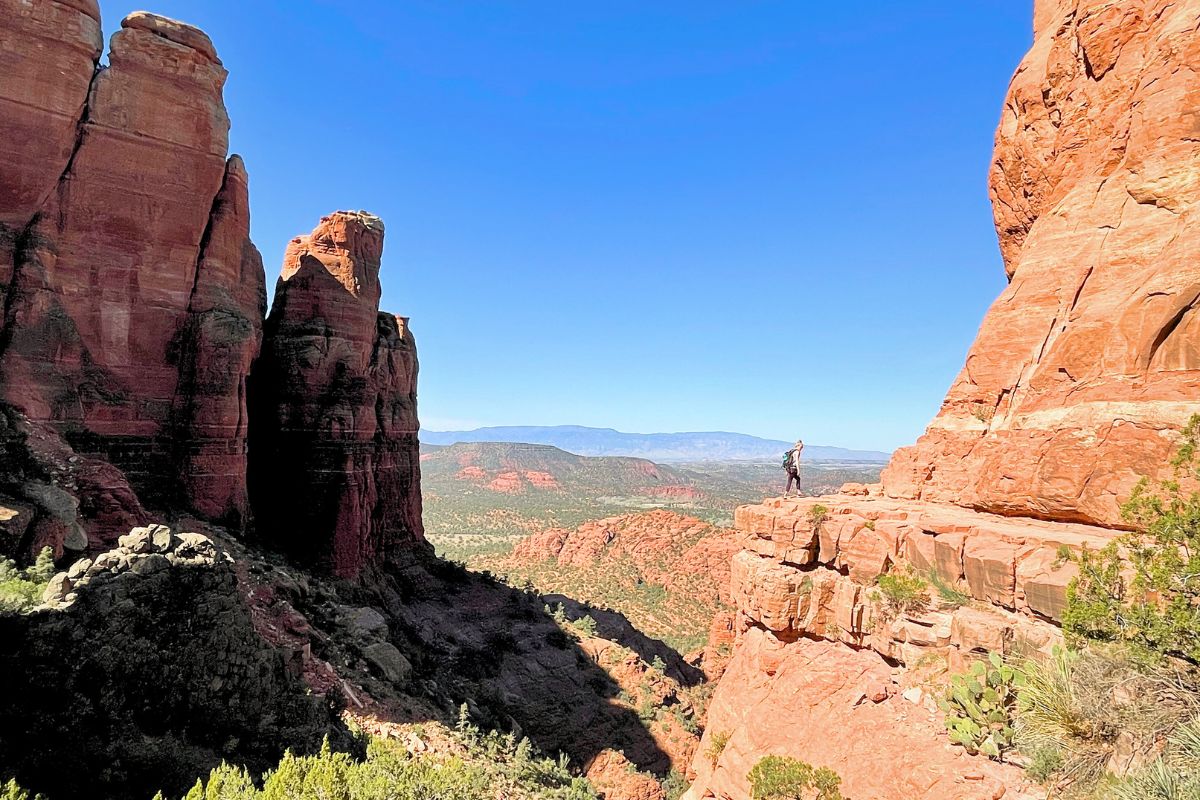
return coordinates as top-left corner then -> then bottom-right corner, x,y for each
0,5 -> 422,577
0,6 -> 260,541
882,0 -> 1200,528
250,212 -> 424,578
687,2 -> 1200,798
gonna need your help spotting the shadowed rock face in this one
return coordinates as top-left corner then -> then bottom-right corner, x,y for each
0,6 -> 425,571
250,212 -> 424,578
882,0 -> 1200,527
0,528 -> 339,800
0,7 -> 263,537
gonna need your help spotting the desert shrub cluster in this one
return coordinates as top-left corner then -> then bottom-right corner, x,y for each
747,755 -> 843,800
939,416 -> 1200,798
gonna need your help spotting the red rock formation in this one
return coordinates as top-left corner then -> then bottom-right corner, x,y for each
0,0 -> 102,291
882,0 -> 1200,527
487,471 -> 525,494
685,493 -> 1080,800
640,485 -> 703,500
250,212 -> 423,578
523,470 -> 560,489
0,7 -> 264,541
690,632 -> 1033,800
171,156 -> 267,528
689,6 -> 1200,796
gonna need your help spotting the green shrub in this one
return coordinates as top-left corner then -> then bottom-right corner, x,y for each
746,755 -> 843,800
875,569 -> 929,615
27,548 -> 55,585
1022,746 -> 1063,785
0,779 -> 46,800
659,770 -> 688,800
0,548 -> 55,614
1064,414 -> 1200,664
705,731 -> 731,767
928,570 -> 971,608
168,733 -> 598,800
807,505 -> 828,529
940,652 -> 1022,760
1015,645 -> 1200,793
571,615 -> 597,638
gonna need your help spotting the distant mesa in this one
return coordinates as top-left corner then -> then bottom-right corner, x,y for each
421,425 -> 891,462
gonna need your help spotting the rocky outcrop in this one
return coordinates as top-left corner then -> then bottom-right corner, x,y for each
503,510 -> 742,653
171,156 -> 267,528
0,6 -> 265,537
690,632 -> 1033,800
0,526 -> 338,800
687,9 -> 1200,791
250,211 -> 423,578
0,404 -> 147,558
685,493 -> 1087,800
882,0 -> 1200,527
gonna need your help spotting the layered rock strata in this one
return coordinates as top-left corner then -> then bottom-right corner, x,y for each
0,6 -> 263,534
685,492 -> 1101,799
250,212 -> 423,578
0,0 -> 103,290
882,0 -> 1200,527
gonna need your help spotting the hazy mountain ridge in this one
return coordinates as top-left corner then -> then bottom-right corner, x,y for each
421,425 -> 891,462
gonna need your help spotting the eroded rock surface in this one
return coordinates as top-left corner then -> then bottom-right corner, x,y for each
688,631 -> 1033,800
0,0 -> 102,290
0,7 -> 264,530
250,212 -> 423,578
684,492 -> 1079,800
882,0 -> 1200,527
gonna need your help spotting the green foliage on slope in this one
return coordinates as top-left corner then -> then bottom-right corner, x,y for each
747,755 -> 843,800
0,548 -> 54,613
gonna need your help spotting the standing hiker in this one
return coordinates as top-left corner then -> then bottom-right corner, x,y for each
782,439 -> 804,497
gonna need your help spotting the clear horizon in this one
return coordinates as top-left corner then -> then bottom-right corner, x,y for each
99,2 -> 1033,452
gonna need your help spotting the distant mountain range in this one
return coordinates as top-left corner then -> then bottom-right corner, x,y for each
420,425 -> 891,463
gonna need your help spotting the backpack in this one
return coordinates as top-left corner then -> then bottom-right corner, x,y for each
781,451 -> 792,471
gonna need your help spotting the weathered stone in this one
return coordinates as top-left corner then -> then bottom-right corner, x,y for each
963,538 -> 1019,608
0,531 -> 336,799
250,212 -> 423,578
0,0 -> 102,289
682,632 -> 1023,800
0,9 -> 264,531
119,527 -> 156,554
131,553 -> 170,576
362,641 -> 411,685
173,532 -> 217,562
342,606 -> 389,638
42,572 -> 72,604
881,0 -> 1200,527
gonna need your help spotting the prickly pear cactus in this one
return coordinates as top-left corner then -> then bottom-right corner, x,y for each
938,651 -> 1023,760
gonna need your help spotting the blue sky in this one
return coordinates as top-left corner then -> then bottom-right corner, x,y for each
101,2 -> 1032,451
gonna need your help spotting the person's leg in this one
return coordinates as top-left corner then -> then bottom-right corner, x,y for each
785,472 -> 796,496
